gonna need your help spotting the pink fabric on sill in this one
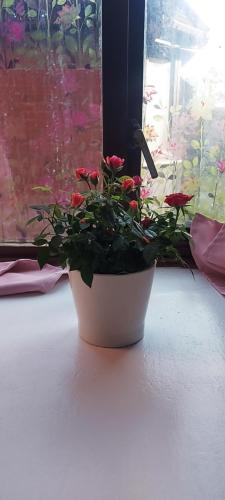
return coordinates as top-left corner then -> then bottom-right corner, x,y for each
0,259 -> 68,296
190,213 -> 225,296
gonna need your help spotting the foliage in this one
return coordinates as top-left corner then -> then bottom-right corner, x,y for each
28,156 -> 192,287
0,0 -> 100,69
142,76 -> 225,223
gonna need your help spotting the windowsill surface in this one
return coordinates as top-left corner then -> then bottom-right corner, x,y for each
0,269 -> 225,500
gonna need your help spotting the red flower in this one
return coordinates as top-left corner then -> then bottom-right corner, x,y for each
164,193 -> 193,207
121,178 -> 135,190
141,217 -> 153,229
129,200 -> 138,211
75,167 -> 89,179
105,155 -> 125,170
89,170 -> 99,186
71,192 -> 85,208
217,159 -> 225,173
133,175 -> 142,186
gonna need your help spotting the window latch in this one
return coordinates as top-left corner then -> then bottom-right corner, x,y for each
131,120 -> 158,179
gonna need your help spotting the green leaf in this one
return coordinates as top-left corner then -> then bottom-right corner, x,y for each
26,216 -> 39,226
2,0 -> 14,7
209,166 -> 217,176
83,34 -> 94,52
153,115 -> 163,121
86,18 -> 94,28
28,9 -> 37,17
52,0 -> 56,8
49,235 -> 62,251
54,205 -> 61,218
192,156 -> 199,167
191,140 -> 200,150
5,7 -> 14,15
182,160 -> 192,169
37,247 -> 50,269
143,242 -> 159,266
209,145 -> 220,159
57,0 -> 66,4
145,229 -> 157,239
34,237 -> 48,246
69,28 -> 77,34
54,223 -> 65,234
30,204 -> 51,213
65,35 -> 78,54
52,31 -> 64,42
30,31 -> 46,41
32,185 -> 52,192
85,4 -> 92,16
80,265 -> 93,288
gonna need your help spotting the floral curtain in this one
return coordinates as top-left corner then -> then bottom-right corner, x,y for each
142,0 -> 225,222
0,0 -> 102,242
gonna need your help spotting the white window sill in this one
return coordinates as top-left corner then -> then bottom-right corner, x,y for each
0,269 -> 225,500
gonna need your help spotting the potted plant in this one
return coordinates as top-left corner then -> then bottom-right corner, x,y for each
29,155 -> 193,347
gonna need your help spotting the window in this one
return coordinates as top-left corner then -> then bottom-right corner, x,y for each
1,0 -> 224,248
142,0 -> 225,221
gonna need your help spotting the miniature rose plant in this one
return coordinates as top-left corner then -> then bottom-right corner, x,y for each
28,156 -> 192,287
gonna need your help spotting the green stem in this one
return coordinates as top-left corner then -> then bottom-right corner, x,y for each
196,118 -> 204,207
212,173 -> 220,211
175,207 -> 180,227
45,0 -> 51,47
75,0 -> 82,65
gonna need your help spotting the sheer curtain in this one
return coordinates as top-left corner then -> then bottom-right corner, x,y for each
142,0 -> 225,223
0,0 -> 102,242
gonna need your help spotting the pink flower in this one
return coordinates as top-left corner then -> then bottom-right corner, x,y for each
71,111 -> 90,129
0,21 -> 25,43
169,142 -> 177,151
140,187 -> 152,199
89,170 -> 99,186
129,200 -> 138,211
75,168 -> 89,179
71,192 -> 85,208
217,159 -> 225,173
105,155 -> 125,170
151,147 -> 163,159
133,175 -> 142,186
121,178 -> 135,190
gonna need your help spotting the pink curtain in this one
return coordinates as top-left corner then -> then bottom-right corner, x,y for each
0,260 -> 67,296
190,213 -> 225,295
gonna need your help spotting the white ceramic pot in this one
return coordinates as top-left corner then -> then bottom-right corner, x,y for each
69,264 -> 155,348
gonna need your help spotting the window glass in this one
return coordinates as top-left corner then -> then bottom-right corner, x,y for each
142,0 -> 225,221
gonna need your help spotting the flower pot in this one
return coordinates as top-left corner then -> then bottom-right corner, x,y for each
69,264 -> 155,347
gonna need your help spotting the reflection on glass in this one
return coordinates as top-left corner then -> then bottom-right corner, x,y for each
143,0 -> 225,221
0,0 -> 102,241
